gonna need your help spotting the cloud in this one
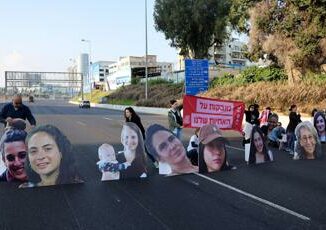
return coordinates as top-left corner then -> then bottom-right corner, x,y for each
0,50 -> 42,87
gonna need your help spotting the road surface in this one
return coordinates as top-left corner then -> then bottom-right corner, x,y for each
0,100 -> 325,230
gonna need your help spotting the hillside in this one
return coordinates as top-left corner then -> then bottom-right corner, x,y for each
98,70 -> 326,115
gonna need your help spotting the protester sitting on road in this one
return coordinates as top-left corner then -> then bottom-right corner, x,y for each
118,122 -> 147,179
20,124 -> 82,187
0,129 -> 28,182
261,113 -> 278,137
198,124 -> 234,173
97,143 -> 131,181
294,121 -> 323,160
0,94 -> 36,128
248,126 -> 273,164
124,107 -> 157,166
186,127 -> 200,166
313,111 -> 326,143
267,122 -> 286,149
145,124 -> 198,176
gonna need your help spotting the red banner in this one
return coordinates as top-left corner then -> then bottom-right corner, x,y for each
183,95 -> 245,133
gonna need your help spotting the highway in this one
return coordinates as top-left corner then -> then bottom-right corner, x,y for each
0,100 -> 325,230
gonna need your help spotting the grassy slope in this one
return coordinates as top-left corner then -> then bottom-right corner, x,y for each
91,80 -> 326,115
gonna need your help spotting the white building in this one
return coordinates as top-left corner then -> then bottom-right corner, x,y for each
91,61 -> 115,90
211,37 -> 247,66
176,37 -> 248,72
106,55 -> 173,90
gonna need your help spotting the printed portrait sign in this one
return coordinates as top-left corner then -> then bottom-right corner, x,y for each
145,124 -> 198,176
98,122 -> 147,181
183,95 -> 245,132
294,121 -> 323,160
0,129 -> 28,183
198,124 -> 234,173
20,124 -> 83,188
248,126 -> 274,164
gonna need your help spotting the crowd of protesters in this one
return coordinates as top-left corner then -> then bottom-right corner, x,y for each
1,96 -> 325,188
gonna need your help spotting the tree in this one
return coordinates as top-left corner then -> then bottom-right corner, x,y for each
153,0 -> 231,59
228,0 -> 326,84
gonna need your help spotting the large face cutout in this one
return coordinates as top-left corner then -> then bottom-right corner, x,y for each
3,141 -> 27,181
152,130 -> 186,166
299,128 -> 316,158
122,126 -> 139,151
28,132 -> 62,178
203,140 -> 226,172
315,115 -> 325,134
253,132 -> 264,153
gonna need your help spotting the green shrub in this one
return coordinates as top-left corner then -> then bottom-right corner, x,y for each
131,77 -> 141,85
239,66 -> 287,83
148,78 -> 171,86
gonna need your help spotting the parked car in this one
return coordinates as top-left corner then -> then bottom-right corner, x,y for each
79,100 -> 91,108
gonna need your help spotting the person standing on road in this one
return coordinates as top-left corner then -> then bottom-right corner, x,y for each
124,107 -> 145,138
294,121 -> 322,160
0,129 -> 28,183
168,99 -> 183,140
0,94 -> 36,128
286,104 -> 301,154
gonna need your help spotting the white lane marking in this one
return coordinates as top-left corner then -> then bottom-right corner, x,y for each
194,173 -> 311,221
226,145 -> 245,151
76,121 -> 86,126
103,117 -> 113,120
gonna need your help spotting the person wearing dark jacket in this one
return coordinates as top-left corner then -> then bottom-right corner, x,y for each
286,104 -> 302,153
0,95 -> 36,128
124,107 -> 145,138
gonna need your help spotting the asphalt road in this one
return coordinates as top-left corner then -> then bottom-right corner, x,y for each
0,100 -> 325,230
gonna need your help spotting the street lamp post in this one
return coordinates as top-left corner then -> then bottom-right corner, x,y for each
81,39 -> 92,102
145,0 -> 148,100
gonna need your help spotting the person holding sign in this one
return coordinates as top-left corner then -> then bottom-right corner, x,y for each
248,126 -> 273,164
198,124 -> 233,173
294,121 -> 323,160
20,124 -> 81,188
145,124 -> 198,176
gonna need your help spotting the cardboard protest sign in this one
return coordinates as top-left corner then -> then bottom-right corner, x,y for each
247,126 -> 274,164
98,122 -> 147,181
145,124 -> 198,176
183,95 -> 245,133
198,124 -> 234,173
20,124 -> 82,188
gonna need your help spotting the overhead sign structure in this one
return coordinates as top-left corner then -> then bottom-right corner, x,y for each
183,95 -> 245,133
185,59 -> 209,95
